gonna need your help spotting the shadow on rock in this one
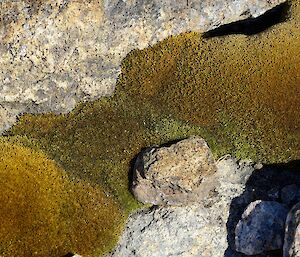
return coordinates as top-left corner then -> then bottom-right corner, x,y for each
225,160 -> 300,257
203,2 -> 290,38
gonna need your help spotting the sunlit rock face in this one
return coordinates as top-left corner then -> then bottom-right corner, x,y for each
0,0 -> 285,132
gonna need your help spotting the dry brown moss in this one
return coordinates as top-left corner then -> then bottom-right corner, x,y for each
0,140 -> 123,256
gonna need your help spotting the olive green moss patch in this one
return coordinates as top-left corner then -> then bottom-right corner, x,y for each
2,0 -> 300,255
117,0 -> 300,163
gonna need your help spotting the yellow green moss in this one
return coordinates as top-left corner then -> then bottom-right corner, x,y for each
0,139 -> 123,256
2,0 -> 300,255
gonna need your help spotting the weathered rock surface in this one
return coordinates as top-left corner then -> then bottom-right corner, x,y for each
235,200 -> 289,255
0,0 -> 286,133
109,156 -> 255,257
132,136 -> 217,205
283,202 -> 300,257
281,184 -> 300,207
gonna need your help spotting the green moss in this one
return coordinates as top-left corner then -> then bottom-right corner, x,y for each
2,0 -> 300,255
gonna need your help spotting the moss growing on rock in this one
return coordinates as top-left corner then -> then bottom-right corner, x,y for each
117,0 -> 300,162
3,0 -> 300,255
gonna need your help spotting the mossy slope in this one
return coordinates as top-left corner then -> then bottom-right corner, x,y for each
2,0 -> 300,255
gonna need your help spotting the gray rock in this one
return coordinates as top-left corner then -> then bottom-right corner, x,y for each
0,104 -> 23,133
109,156 -> 255,257
235,200 -> 289,255
281,184 -> 300,207
0,0 -> 286,133
283,202 -> 300,257
132,136 -> 217,206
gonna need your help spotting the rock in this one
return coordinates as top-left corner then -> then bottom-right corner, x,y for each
235,200 -> 289,255
109,156 -> 255,257
0,0 -> 286,133
283,202 -> 300,257
281,184 -> 300,207
0,104 -> 22,133
268,188 -> 280,201
131,136 -> 217,205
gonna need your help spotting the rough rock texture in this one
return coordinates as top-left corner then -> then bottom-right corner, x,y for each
0,0 -> 286,133
0,104 -> 20,132
132,136 -> 217,205
109,156 -> 255,257
284,202 -> 300,257
235,200 -> 289,255
281,185 -> 300,207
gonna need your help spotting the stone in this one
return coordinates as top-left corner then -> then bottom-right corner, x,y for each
235,200 -> 289,255
268,188 -> 280,201
131,136 -> 217,205
0,0 -> 286,133
283,202 -> 300,257
108,156 -> 255,257
0,104 -> 22,133
281,184 -> 300,207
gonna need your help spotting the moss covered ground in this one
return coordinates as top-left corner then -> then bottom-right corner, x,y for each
0,139 -> 123,256
1,0 -> 300,256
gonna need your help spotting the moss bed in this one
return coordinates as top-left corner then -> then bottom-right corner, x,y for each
0,139 -> 123,256
1,0 -> 299,256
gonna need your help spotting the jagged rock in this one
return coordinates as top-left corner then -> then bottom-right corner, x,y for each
0,0 -> 286,133
281,184 -> 300,207
109,156 -> 255,257
283,202 -> 300,257
235,200 -> 289,255
131,136 -> 217,205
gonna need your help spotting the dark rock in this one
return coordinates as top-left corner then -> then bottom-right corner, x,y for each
235,200 -> 289,255
268,188 -> 280,201
281,184 -> 300,207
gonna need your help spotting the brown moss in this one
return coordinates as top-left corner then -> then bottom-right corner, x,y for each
0,141 -> 68,256
0,140 -> 123,256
